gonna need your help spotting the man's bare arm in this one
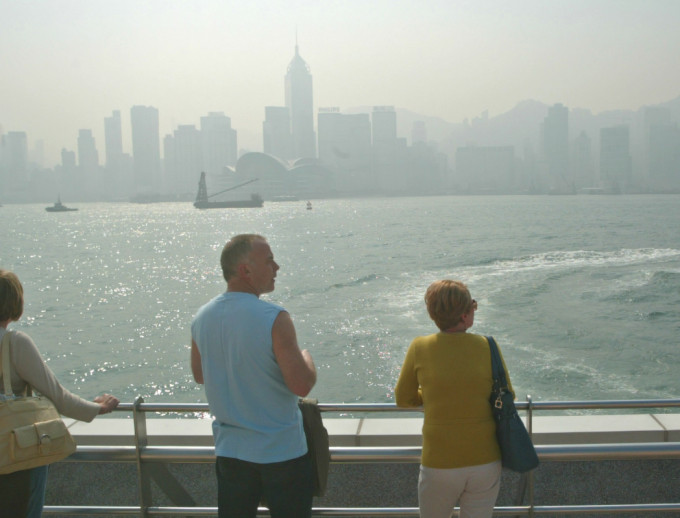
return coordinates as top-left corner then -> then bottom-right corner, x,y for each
272,311 -> 316,396
191,340 -> 204,384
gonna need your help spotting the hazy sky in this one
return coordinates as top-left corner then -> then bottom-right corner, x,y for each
2,0 -> 680,165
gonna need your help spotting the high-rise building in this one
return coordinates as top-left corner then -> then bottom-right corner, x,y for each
162,134 -> 175,189
166,124 -> 202,195
30,140 -> 45,168
104,111 -> 123,168
541,103 -> 570,192
648,123 -> 680,192
411,121 -> 427,145
263,106 -> 293,160
77,129 -> 99,173
600,125 -> 632,193
571,131 -> 594,190
130,105 -> 161,192
4,131 -> 28,188
0,130 -> 5,184
641,107 -> 672,185
318,109 -> 371,193
455,146 -> 516,194
61,148 -> 77,171
372,106 -> 398,193
58,148 -> 77,195
104,110 -> 134,198
201,112 -> 237,175
285,44 -> 316,159
77,129 -> 100,197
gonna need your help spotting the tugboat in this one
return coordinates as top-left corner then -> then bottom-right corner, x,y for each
45,195 -> 78,212
193,172 -> 263,209
306,201 -> 312,210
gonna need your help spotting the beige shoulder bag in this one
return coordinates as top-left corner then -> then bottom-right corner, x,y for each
0,330 -> 77,474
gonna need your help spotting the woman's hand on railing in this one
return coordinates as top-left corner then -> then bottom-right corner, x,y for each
95,394 -> 120,414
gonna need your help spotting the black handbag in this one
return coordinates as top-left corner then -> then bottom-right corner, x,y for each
487,336 -> 539,473
298,398 -> 330,497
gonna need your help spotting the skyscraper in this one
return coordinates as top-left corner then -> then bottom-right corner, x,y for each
571,131 -> 594,190
318,109 -> 371,193
263,106 -> 293,160
77,129 -> 99,173
648,123 -> 680,192
130,105 -> 161,192
201,112 -> 237,174
104,110 -> 123,168
600,125 -> 632,193
411,121 -> 427,145
104,110 -> 133,198
285,43 -> 316,159
541,103 -> 570,192
4,131 -> 28,188
372,106 -> 398,193
168,124 -> 202,195
77,129 -> 100,198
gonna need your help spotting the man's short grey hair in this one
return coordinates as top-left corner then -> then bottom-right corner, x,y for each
220,234 -> 266,282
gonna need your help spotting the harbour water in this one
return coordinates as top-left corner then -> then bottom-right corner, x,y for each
2,195 -> 679,410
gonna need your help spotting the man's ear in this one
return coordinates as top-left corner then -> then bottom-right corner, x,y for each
237,261 -> 250,278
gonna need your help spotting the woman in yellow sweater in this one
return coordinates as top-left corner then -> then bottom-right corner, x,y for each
395,279 -> 513,518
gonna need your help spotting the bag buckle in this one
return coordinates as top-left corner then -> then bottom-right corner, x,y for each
494,395 -> 503,409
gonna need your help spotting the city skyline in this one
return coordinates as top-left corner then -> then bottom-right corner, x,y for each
2,0 -> 680,165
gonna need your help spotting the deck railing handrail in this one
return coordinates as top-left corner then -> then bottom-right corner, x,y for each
42,397 -> 680,517
114,397 -> 680,413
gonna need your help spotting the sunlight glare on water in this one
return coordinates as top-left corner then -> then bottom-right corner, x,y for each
2,195 -> 680,409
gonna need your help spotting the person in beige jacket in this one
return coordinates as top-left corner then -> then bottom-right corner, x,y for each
0,269 -> 119,517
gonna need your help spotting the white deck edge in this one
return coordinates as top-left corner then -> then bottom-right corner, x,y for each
63,414 -> 680,447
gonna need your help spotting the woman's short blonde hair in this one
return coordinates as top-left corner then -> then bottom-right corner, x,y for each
424,279 -> 473,331
0,269 -> 24,322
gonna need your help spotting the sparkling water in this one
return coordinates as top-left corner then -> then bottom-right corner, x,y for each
2,195 -> 679,409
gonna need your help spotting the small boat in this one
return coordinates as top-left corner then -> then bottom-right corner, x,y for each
578,187 -> 605,195
45,196 -> 78,212
194,172 -> 263,209
271,195 -> 300,202
306,201 -> 312,210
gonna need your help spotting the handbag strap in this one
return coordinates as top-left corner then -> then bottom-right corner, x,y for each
0,330 -> 30,397
487,335 -> 509,393
1,330 -> 14,396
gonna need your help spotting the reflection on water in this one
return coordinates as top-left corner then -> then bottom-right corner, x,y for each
2,195 -> 680,409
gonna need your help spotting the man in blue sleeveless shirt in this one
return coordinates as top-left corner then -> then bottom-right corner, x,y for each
191,234 -> 317,518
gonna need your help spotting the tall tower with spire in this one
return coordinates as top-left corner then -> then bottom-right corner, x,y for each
285,41 -> 316,158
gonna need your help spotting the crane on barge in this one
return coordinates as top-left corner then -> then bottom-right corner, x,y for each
194,172 -> 263,209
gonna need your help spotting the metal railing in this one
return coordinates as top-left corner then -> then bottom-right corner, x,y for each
42,397 -> 680,517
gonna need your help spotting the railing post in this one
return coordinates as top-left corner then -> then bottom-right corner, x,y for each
527,394 -> 535,518
133,396 -> 151,518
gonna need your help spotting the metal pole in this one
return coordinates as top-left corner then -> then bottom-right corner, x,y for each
133,396 -> 151,518
527,395 -> 535,518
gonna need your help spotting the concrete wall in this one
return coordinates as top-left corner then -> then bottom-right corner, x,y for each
44,414 -> 680,517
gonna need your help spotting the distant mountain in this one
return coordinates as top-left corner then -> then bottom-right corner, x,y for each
346,100 -> 554,151
444,99 -> 549,152
346,94 -> 680,159
658,94 -> 680,120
